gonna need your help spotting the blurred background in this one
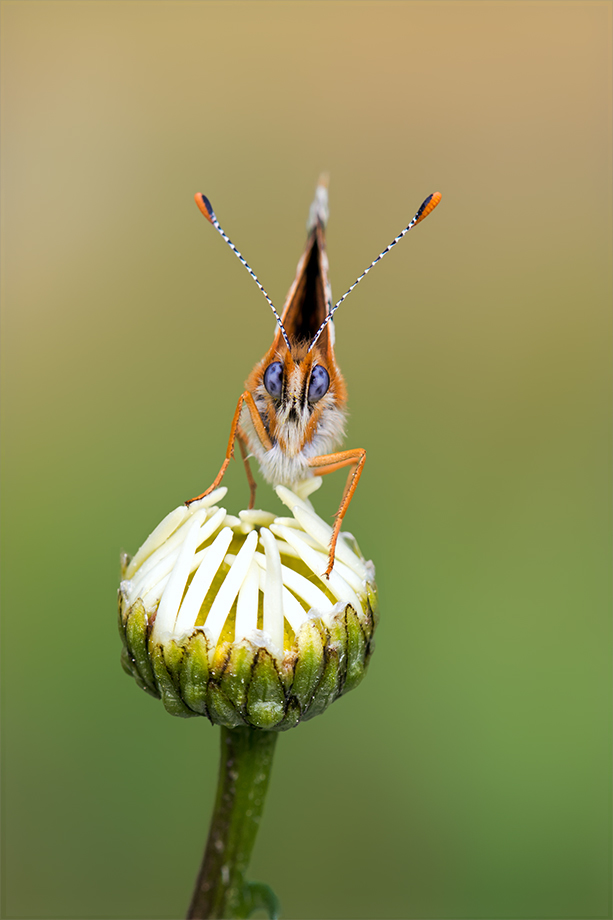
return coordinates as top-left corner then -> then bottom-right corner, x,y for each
1,2 -> 611,918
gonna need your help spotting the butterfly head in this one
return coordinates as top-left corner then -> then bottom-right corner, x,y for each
248,335 -> 346,456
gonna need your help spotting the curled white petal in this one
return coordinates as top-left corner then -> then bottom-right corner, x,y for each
260,527 -> 284,657
253,566 -> 310,634
292,505 -> 368,580
271,524 -> 363,594
239,509 -> 277,527
274,525 -> 363,616
291,476 -> 323,501
129,507 -> 227,604
141,573 -> 170,610
125,506 -> 188,580
281,588 -> 310,633
275,484 -> 314,516
235,559 -> 260,642
174,527 -> 233,639
203,530 -> 258,645
271,516 -> 303,530
152,510 -> 208,642
223,514 -> 241,529
251,551 -> 334,615
269,538 -> 301,559
127,486 -> 228,581
184,487 -> 228,512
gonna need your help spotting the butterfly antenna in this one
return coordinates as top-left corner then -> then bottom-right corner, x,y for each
308,191 -> 442,351
194,193 -> 291,349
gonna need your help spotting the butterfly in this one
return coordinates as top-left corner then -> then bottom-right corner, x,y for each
187,178 -> 441,576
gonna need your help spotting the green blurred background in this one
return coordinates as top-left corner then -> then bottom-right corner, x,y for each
1,2 -> 611,918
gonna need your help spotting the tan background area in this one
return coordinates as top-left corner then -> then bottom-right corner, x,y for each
1,2 -> 611,918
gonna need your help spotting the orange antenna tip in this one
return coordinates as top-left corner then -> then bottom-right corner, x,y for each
194,192 -> 216,224
413,191 -> 442,226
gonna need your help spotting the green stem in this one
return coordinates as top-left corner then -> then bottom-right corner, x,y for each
187,726 -> 279,920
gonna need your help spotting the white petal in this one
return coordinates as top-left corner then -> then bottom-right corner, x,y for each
174,527 -> 233,638
204,531 -> 258,646
141,573 -> 170,609
271,539 -> 301,559
280,586 -> 310,633
235,521 -> 254,534
271,516 -> 303,529
272,523 -> 363,593
253,568 -> 309,637
292,506 -> 368,580
239,509 -> 277,527
152,512 -> 208,642
275,484 -> 313,515
129,545 -> 181,605
184,487 -> 228,512
292,476 -> 323,501
235,559 -> 260,642
125,506 -> 188,580
260,528 -> 284,655
252,551 -> 334,615
129,507 -> 226,602
140,536 -> 219,610
273,525 -> 363,616
129,506 -> 219,591
223,514 -> 241,529
269,522 -> 321,553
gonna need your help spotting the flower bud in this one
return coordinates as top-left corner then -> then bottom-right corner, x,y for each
118,480 -> 378,729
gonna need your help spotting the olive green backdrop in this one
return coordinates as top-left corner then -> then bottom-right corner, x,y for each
1,2 -> 611,918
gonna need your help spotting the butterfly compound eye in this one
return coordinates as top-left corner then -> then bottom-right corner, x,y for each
308,365 -> 330,402
263,362 -> 283,398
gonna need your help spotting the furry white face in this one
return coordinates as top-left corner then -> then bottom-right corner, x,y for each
250,352 -> 342,459
273,361 -> 323,454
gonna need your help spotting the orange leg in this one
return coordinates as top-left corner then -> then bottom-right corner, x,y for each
308,448 -> 366,578
237,428 -> 257,509
185,391 -> 271,506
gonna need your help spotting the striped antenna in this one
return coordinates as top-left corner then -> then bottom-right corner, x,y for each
308,192 -> 442,351
194,193 -> 291,350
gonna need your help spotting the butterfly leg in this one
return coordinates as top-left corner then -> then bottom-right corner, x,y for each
308,448 -> 366,578
237,427 -> 257,509
185,392 -> 272,506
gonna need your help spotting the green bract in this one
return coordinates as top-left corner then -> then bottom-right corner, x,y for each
118,482 -> 378,729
